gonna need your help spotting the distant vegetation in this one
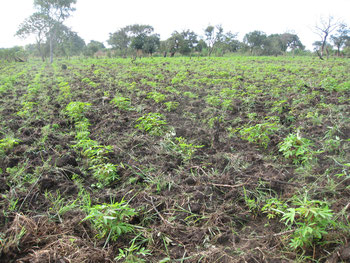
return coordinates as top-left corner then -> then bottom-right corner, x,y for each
0,0 -> 348,62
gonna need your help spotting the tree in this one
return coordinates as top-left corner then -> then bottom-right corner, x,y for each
330,24 -> 349,56
166,31 -> 183,56
56,30 -> 85,57
180,30 -> 198,56
108,24 -> 154,57
314,15 -> 341,59
244,31 -> 267,54
16,12 -> 50,61
142,34 -> 160,56
263,34 -> 284,56
17,0 -> 77,63
262,33 -> 304,56
204,26 -> 215,56
195,39 -> 208,53
83,40 -> 105,57
223,32 -> 240,53
280,33 -> 304,53
107,28 -> 130,57
204,25 -> 236,56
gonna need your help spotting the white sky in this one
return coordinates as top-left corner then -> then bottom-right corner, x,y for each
1,0 -> 350,50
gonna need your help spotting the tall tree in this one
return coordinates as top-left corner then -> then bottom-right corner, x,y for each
204,25 -> 229,56
204,25 -> 215,56
244,31 -> 267,54
223,31 -> 240,53
56,29 -> 85,57
16,12 -> 50,61
83,40 -> 105,57
107,28 -> 130,57
166,31 -> 183,56
142,34 -> 160,56
280,33 -> 304,53
108,24 -> 154,57
330,24 -> 349,56
17,0 -> 77,63
181,30 -> 198,56
264,34 -> 284,56
314,15 -> 341,59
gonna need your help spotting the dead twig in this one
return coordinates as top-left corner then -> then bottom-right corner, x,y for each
209,182 -> 248,188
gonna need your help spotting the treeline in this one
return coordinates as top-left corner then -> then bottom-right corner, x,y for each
8,24 -> 350,61
3,24 -> 350,62
106,25 -> 306,58
3,23 -> 350,62
6,0 -> 349,62
5,24 -> 309,61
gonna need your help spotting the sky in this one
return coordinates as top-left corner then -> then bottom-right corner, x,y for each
1,0 -> 350,50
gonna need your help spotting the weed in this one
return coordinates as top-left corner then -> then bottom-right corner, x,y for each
263,193 -> 335,250
147,91 -> 166,103
172,137 -> 203,162
205,95 -> 221,107
0,137 -> 20,155
83,199 -> 137,243
164,101 -> 179,112
45,191 -> 78,222
115,242 -> 151,262
240,122 -> 279,148
279,131 -> 313,164
135,113 -> 168,136
90,162 -> 119,187
17,101 -> 37,118
111,96 -> 133,111
65,101 -> 91,121
183,91 -> 198,99
82,77 -> 98,88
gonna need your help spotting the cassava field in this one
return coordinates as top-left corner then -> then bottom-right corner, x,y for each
0,56 -> 350,263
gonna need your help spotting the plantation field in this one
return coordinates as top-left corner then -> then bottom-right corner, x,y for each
0,56 -> 350,262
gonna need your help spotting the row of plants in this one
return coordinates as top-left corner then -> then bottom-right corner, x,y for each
0,56 -> 349,262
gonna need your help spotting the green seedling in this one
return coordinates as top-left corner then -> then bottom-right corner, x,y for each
164,101 -> 179,112
262,194 -> 335,250
279,132 -> 313,164
0,137 -> 20,154
110,96 -> 133,111
146,91 -> 166,103
65,101 -> 91,121
90,162 -> 119,186
135,113 -> 168,136
83,199 -> 137,244
173,137 -> 203,162
240,122 -> 279,148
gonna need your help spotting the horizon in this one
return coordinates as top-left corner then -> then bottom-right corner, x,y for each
1,0 -> 350,51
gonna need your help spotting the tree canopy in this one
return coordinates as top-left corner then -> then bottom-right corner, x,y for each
17,0 -> 77,62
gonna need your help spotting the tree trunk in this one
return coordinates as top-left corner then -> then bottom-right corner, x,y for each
208,46 -> 213,57
320,32 -> 328,58
36,41 -> 45,62
49,32 -> 53,63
